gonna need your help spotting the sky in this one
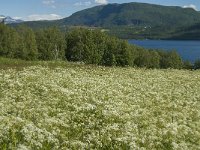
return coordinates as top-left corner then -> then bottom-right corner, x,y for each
0,0 -> 200,21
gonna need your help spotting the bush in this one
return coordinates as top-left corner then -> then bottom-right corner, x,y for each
65,28 -> 132,66
158,50 -> 183,69
36,27 -> 66,60
194,59 -> 200,69
183,60 -> 193,69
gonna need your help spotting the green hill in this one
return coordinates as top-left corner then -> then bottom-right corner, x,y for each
167,23 -> 200,40
61,3 -> 200,27
11,2 -> 200,39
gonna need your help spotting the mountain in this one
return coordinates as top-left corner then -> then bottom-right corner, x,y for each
167,23 -> 200,40
0,15 -> 23,24
60,3 -> 200,27
10,2 -> 200,39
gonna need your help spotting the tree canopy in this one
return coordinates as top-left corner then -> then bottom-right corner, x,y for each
0,24 -> 197,69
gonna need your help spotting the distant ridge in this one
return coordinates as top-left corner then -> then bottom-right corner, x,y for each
59,2 -> 200,27
10,2 -> 200,39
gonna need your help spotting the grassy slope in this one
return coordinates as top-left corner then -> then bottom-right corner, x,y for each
10,3 -> 200,40
0,57 -> 84,70
0,58 -> 200,149
61,3 -> 200,27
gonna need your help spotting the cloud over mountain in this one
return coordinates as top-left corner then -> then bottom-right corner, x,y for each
74,1 -> 92,6
95,0 -> 108,5
183,4 -> 197,10
26,14 -> 62,21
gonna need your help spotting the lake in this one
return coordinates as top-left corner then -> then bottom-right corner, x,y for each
128,40 -> 200,63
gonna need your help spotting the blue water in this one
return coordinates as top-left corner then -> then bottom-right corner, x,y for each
128,40 -> 200,62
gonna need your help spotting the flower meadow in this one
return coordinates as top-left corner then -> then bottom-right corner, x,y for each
0,65 -> 200,150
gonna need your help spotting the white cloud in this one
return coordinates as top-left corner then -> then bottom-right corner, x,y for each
95,0 -> 108,5
42,0 -> 56,8
26,14 -> 63,21
13,17 -> 22,20
183,4 -> 197,11
42,0 -> 55,5
74,1 -> 92,6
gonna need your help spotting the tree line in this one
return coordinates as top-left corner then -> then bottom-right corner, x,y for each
0,24 -> 199,69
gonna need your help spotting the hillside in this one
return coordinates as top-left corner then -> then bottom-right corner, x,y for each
11,2 -> 200,39
168,23 -> 200,40
61,3 -> 200,27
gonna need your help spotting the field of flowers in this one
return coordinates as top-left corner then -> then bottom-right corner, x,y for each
0,64 -> 200,149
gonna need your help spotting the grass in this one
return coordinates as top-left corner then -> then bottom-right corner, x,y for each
0,57 -> 85,70
0,57 -> 200,149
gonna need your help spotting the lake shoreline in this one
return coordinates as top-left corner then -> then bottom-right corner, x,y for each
128,39 -> 200,63
126,39 -> 200,41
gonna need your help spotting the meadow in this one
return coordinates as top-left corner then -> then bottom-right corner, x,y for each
0,60 -> 200,149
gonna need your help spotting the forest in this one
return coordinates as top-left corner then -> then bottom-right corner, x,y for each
1,23 -> 200,69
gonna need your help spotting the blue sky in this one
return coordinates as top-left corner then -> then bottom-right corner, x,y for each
0,0 -> 200,21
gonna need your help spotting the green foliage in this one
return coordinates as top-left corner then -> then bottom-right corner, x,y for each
135,49 -> 160,68
0,57 -> 80,70
148,50 -> 161,68
0,24 -> 20,58
183,60 -> 193,69
65,28 -> 186,69
194,59 -> 200,69
114,40 -> 132,66
102,52 -> 116,66
0,24 -> 38,60
101,38 -> 118,66
36,27 -> 66,60
0,25 -> 66,61
16,25 -> 38,60
159,50 -> 183,69
0,25 -> 193,70
65,28 -> 132,66
66,29 -> 92,62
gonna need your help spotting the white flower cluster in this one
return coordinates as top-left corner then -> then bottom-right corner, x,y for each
0,66 -> 200,149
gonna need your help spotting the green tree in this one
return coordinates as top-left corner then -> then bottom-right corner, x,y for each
66,28 -> 107,64
36,27 -> 66,60
66,28 -> 136,67
65,28 -> 85,62
88,30 -> 107,64
134,49 -> 160,69
0,24 -> 20,58
114,40 -> 132,66
183,60 -> 193,69
134,48 -> 150,68
16,25 -> 38,60
194,59 -> 200,69
159,50 -> 183,69
148,50 -> 160,68
102,38 -> 117,66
